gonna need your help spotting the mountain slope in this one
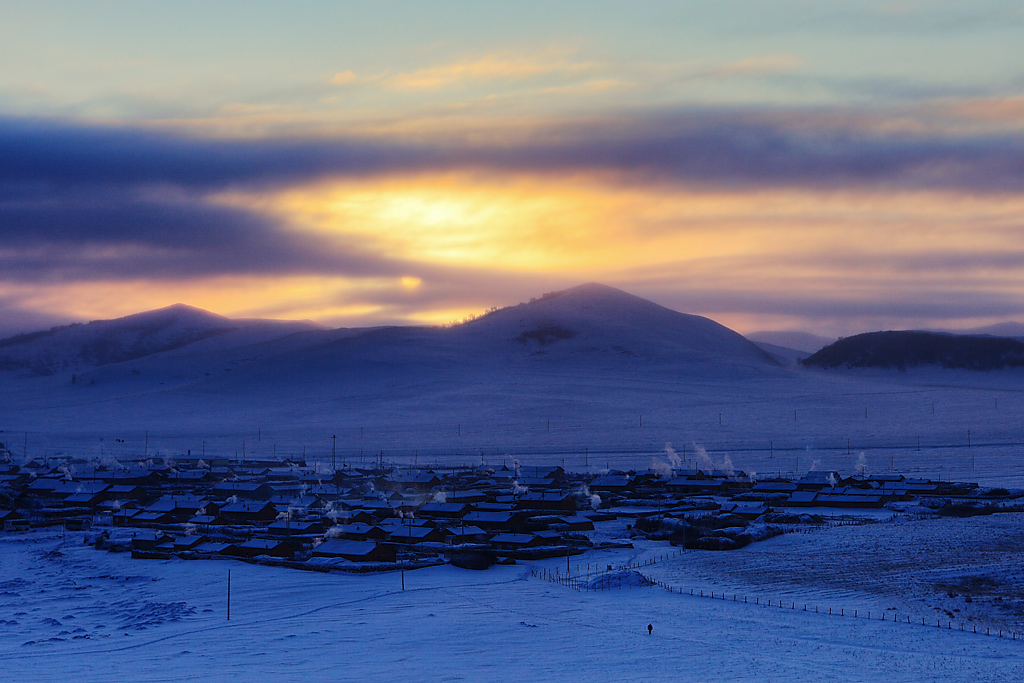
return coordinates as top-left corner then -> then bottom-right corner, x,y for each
0,304 -> 319,376
0,283 -> 795,445
207,282 -> 780,395
458,283 -> 776,367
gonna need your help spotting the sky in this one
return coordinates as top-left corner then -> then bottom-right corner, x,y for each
1,1 -> 1024,337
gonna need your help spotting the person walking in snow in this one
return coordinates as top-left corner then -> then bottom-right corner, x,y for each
648,623 -> 653,635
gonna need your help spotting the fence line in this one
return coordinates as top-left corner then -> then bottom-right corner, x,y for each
530,549 -> 1018,642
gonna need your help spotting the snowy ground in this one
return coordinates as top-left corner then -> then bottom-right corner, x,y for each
7,290 -> 1024,679
4,524 -> 1024,682
6,364 -> 1024,487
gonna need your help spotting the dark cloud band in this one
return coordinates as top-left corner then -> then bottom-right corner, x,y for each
2,109 -> 1023,194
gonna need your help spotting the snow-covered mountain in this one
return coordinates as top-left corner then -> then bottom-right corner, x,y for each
0,283 -> 791,443
5,283 -> 1024,470
0,304 -> 320,377
463,283 -> 774,365
2,282 -> 775,386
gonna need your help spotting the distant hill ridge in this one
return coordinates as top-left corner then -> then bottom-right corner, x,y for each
0,283 -> 779,381
803,330 -> 1024,371
0,303 -> 314,376
745,330 -> 835,354
454,282 -> 775,366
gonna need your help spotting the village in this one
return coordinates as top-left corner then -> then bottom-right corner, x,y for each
0,440 -> 1005,573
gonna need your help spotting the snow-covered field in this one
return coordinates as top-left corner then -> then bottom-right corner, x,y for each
7,363 -> 1024,487
4,521 -> 1024,682
6,286 -> 1024,680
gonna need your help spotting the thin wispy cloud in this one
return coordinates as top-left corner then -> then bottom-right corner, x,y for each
381,54 -> 601,90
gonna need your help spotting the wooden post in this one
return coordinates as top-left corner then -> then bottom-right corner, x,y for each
227,569 -> 231,621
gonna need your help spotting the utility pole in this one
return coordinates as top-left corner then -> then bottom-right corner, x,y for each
227,569 -> 231,621
401,514 -> 412,591
145,431 -> 149,457
332,435 -> 337,472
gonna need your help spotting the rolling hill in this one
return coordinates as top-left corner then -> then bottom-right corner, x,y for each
802,331 -> 1024,371
6,284 -> 1024,472
0,304 -> 320,377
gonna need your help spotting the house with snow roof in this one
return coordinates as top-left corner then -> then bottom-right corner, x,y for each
312,539 -> 396,563
218,500 -> 278,524
227,538 -> 296,559
212,481 -> 274,500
